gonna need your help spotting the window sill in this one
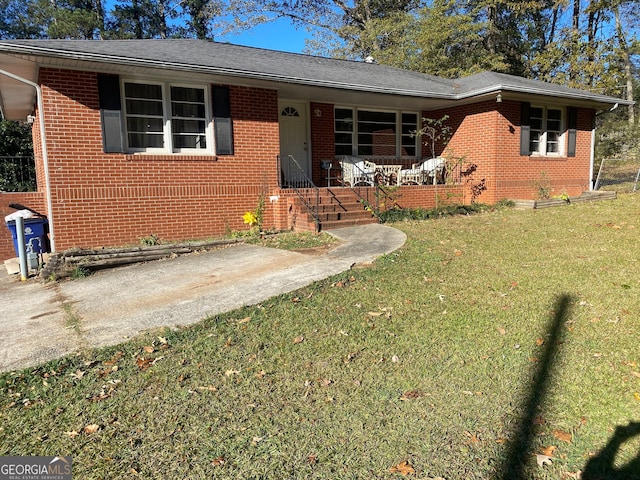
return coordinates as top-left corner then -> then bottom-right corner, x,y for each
528,154 -> 567,160
125,153 -> 219,162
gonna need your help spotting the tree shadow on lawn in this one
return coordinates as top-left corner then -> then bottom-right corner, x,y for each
499,294 -> 640,479
499,294 -> 572,479
582,422 -> 640,480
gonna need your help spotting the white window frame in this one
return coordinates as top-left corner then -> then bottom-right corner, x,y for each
122,79 -> 214,154
529,106 -> 565,157
334,106 -> 420,158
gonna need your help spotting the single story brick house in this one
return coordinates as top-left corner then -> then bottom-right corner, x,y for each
0,39 -> 628,260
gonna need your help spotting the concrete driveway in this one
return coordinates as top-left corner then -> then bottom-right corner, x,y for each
0,224 -> 406,372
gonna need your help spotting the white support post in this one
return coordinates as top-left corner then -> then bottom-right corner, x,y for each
15,217 -> 28,281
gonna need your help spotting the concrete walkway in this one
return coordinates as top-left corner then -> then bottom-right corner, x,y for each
0,224 -> 406,372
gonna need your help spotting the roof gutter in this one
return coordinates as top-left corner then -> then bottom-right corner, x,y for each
457,83 -> 630,106
0,67 -> 55,252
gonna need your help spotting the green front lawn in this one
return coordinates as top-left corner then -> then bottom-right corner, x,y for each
2,194 -> 640,479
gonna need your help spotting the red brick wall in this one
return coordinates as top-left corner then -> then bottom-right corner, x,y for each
310,102 -> 335,186
36,68 -> 284,252
425,100 -> 594,204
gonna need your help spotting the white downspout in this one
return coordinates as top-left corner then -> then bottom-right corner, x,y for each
589,127 -> 595,191
0,68 -> 55,252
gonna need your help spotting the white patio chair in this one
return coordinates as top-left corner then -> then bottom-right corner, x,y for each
339,156 -> 376,186
400,157 -> 446,185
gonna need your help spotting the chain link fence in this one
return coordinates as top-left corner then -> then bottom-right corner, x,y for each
593,157 -> 640,192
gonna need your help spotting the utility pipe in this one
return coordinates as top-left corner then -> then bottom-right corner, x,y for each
0,68 -> 55,252
15,216 -> 28,281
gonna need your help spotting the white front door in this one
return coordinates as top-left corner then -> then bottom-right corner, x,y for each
279,101 -> 310,182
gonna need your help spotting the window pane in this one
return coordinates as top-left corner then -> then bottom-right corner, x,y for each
127,117 -> 164,133
125,83 -> 162,100
172,102 -> 206,118
401,112 -> 418,157
169,87 -> 206,150
124,82 -> 165,150
546,131 -> 559,153
530,131 -> 541,153
547,109 -> 561,120
335,108 -> 354,156
173,134 -> 207,149
335,133 -> 353,144
171,86 -> 204,103
172,119 -> 206,134
357,145 -> 373,156
335,144 -> 352,156
358,110 -> 396,156
128,133 -> 164,148
126,99 -> 164,116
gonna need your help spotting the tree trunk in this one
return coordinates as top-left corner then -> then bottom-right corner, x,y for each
614,5 -> 635,125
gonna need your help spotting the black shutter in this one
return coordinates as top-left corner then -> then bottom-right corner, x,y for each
567,107 -> 577,157
213,86 -> 234,156
97,74 -> 124,153
520,102 -> 530,156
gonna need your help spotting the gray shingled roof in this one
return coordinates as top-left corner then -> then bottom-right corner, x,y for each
0,38 -> 628,106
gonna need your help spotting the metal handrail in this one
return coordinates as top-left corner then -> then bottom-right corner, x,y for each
278,154 -> 320,232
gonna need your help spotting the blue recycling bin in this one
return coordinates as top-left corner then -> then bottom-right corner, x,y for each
6,218 -> 49,255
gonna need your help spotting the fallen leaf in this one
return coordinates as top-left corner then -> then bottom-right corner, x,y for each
69,369 -> 85,380
630,371 -> 640,378
495,438 -> 507,444
143,345 -> 154,353
400,390 -> 425,400
136,357 -> 153,371
541,445 -> 557,456
237,317 -> 251,324
634,392 -> 640,401
464,431 -> 479,445
368,311 -> 384,317
454,249 -> 463,256
536,338 -> 545,346
319,378 -> 332,387
307,454 -> 318,465
251,436 -> 263,445
225,369 -> 240,376
255,370 -> 266,379
157,336 -> 168,345
293,335 -> 305,344
83,424 -> 100,434
390,460 -> 415,475
553,429 -> 573,443
497,327 -> 507,335
104,351 -> 124,365
63,431 -> 80,438
196,385 -> 218,392
211,457 -> 225,466
536,454 -> 553,467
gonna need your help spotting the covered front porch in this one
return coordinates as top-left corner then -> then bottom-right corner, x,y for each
276,154 -> 467,233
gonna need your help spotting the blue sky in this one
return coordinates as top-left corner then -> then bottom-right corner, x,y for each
218,18 -> 310,54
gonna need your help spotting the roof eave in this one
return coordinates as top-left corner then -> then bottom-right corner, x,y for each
458,83 -> 632,108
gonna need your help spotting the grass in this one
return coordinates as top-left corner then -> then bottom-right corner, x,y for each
2,194 -> 640,479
